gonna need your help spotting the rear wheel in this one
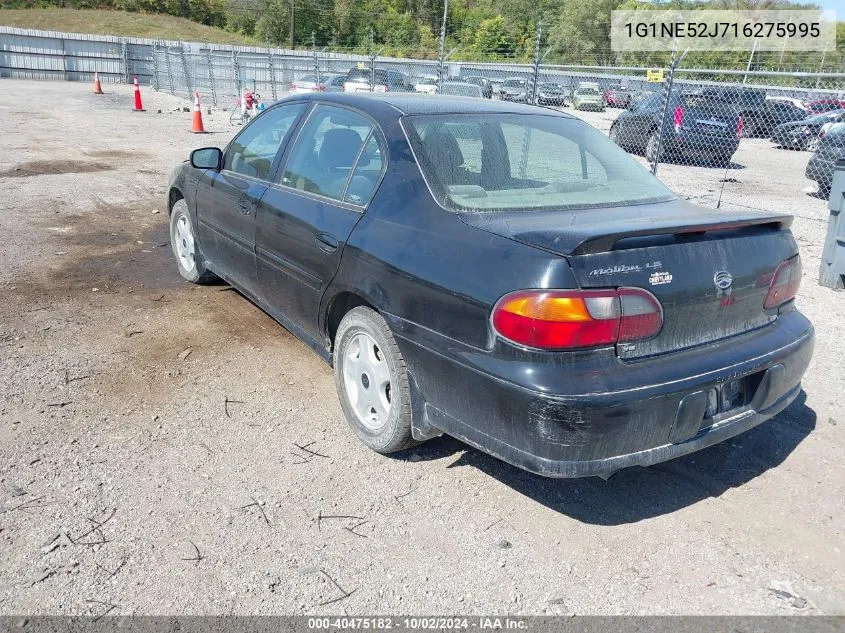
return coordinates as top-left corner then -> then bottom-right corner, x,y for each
334,307 -> 415,454
609,123 -> 622,146
645,130 -> 663,163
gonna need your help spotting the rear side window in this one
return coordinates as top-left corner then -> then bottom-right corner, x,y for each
344,135 -> 383,205
281,105 -> 375,202
404,113 -> 674,212
224,103 -> 306,180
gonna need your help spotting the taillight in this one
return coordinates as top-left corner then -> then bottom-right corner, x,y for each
315,84 -> 326,92
764,255 -> 801,309
737,115 -> 743,138
289,83 -> 296,90
491,288 -> 662,350
673,105 -> 684,132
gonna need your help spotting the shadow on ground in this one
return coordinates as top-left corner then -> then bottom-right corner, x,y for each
400,391 -> 816,525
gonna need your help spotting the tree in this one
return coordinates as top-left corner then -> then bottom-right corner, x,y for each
470,15 -> 516,59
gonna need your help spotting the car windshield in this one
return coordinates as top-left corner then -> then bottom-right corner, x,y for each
503,80 -> 523,87
403,113 -> 675,213
540,83 -> 560,90
577,88 -> 599,95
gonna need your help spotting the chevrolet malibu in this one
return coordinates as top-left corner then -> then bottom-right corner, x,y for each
167,93 -> 814,478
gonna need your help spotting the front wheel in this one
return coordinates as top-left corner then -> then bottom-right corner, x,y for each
609,123 -> 622,146
334,307 -> 415,454
170,199 -> 216,283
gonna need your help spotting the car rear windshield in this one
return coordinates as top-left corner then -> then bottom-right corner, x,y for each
403,113 -> 675,212
577,87 -> 599,95
346,69 -> 387,83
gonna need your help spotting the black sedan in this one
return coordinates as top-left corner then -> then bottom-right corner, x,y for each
771,109 -> 845,151
462,75 -> 494,99
168,93 -> 813,479
609,92 -> 741,167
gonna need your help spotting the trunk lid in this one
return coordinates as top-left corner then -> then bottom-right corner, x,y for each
460,200 -> 796,359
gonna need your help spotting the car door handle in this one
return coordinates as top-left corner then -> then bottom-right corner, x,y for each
237,200 -> 252,215
316,233 -> 339,253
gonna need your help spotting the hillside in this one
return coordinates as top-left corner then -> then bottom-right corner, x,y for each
0,8 -> 259,44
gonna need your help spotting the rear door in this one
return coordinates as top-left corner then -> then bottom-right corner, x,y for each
195,103 -> 307,294
255,104 -> 386,341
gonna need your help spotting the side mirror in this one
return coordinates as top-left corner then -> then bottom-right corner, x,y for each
190,147 -> 223,170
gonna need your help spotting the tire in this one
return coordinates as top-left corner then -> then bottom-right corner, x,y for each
609,123 -> 622,146
711,153 -> 732,168
170,199 -> 216,283
645,129 -> 663,164
807,137 -> 821,152
334,307 -> 415,454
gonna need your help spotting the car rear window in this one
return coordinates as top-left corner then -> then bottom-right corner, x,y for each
403,113 -> 675,213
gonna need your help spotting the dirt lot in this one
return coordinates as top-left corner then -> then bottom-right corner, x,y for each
0,79 -> 843,617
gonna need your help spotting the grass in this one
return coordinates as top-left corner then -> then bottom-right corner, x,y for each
0,8 -> 260,45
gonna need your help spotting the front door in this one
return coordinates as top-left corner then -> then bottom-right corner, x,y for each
195,103 -> 307,294
256,104 -> 386,343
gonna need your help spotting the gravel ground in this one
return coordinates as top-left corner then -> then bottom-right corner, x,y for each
0,79 -> 843,617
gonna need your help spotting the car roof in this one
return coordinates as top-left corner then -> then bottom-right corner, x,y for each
274,92 -> 574,117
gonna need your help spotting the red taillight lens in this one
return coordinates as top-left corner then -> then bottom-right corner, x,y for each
289,83 -> 297,90
764,255 -> 802,309
673,105 -> 684,131
316,84 -> 326,91
492,288 -> 662,350
737,115 -> 743,138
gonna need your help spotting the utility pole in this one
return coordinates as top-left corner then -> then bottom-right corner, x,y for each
312,31 -> 319,84
290,0 -> 295,50
437,0 -> 448,88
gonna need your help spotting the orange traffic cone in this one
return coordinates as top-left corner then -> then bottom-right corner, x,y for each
190,91 -> 206,134
93,72 -> 103,94
132,75 -> 145,112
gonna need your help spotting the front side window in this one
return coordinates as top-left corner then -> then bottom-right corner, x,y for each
224,104 -> 306,180
404,113 -> 675,213
282,105 -> 375,201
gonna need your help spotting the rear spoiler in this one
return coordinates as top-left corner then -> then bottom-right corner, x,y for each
571,214 -> 792,255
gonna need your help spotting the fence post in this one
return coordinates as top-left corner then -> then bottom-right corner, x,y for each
651,41 -> 686,176
179,43 -> 192,99
121,39 -> 131,83
369,28 -> 375,92
437,0 -> 448,89
164,43 -> 175,95
268,53 -> 277,101
232,50 -> 240,98
312,31 -> 320,84
205,47 -> 217,105
530,22 -> 542,105
60,36 -> 68,81
151,42 -> 160,91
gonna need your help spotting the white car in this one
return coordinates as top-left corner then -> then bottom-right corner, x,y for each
415,76 -> 439,94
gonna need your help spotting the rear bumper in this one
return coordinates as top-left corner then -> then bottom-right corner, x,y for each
663,131 -> 739,157
394,310 -> 814,478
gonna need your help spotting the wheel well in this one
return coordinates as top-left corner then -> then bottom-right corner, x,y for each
168,188 -> 184,214
326,292 -> 376,347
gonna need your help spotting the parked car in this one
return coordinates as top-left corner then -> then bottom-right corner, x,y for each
289,73 -> 344,93
805,98 -> 845,115
747,99 -> 809,137
437,82 -> 484,98
462,76 -> 494,99
609,91 -> 741,166
603,84 -> 632,108
771,109 -> 845,151
572,84 -> 604,111
168,93 -> 813,479
806,124 -> 845,192
414,75 -> 439,95
343,68 -> 413,93
537,82 -> 567,106
700,86 -> 767,137
765,95 -> 806,110
499,78 -> 529,103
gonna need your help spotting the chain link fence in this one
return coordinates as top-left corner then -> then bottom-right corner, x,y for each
3,24 -> 845,208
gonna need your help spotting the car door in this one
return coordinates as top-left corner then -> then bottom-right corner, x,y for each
255,104 -> 385,343
195,103 -> 307,295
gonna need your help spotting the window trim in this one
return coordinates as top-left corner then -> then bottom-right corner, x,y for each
272,102 -> 389,211
221,101 -> 308,183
